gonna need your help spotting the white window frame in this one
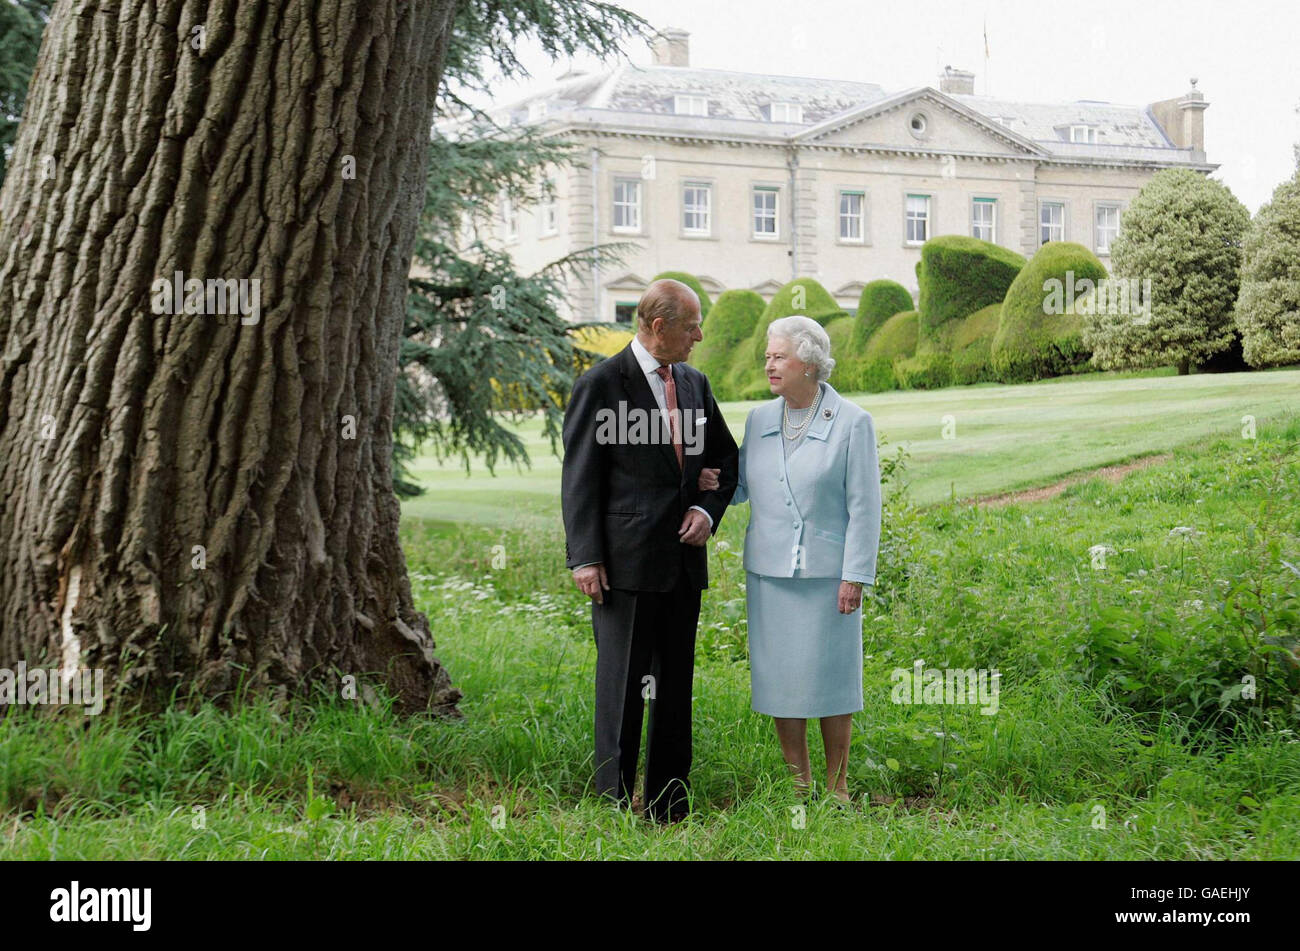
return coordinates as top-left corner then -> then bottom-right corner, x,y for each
971,197 -> 997,243
682,181 -> 712,236
768,102 -> 803,123
1069,124 -> 1097,144
674,94 -> 709,117
500,192 -> 518,242
905,193 -> 930,245
1094,201 -> 1121,255
1039,200 -> 1065,246
752,186 -> 779,239
537,173 -> 559,237
612,177 -> 642,234
838,189 -> 866,243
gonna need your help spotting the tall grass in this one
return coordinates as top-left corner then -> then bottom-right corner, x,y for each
1,417 -> 1297,859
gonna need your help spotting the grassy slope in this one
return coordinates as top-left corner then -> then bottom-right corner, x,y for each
401,368 -> 1300,524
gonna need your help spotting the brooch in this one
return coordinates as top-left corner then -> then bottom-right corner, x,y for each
823,409 -> 832,419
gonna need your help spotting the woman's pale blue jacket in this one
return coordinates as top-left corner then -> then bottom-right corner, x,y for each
731,382 -> 882,585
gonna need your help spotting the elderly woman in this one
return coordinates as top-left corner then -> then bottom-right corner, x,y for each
701,315 -> 881,803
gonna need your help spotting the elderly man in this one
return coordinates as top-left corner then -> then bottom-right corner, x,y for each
561,279 -> 739,823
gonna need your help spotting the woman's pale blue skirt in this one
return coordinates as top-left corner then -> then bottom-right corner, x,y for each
746,571 -> 864,718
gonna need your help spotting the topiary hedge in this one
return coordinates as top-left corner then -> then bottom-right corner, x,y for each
651,270 -> 713,319
852,279 -> 914,352
917,236 -> 1026,344
948,303 -> 1001,385
730,278 -> 850,396
993,242 -> 1107,382
864,309 -> 919,363
839,308 -> 918,392
893,352 -> 953,390
823,316 -> 854,389
691,289 -> 764,394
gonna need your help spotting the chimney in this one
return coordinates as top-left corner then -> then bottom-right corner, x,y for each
939,66 -> 975,95
649,27 -> 690,67
1148,78 -> 1209,162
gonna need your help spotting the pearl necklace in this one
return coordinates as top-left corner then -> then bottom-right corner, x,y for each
782,386 -> 823,440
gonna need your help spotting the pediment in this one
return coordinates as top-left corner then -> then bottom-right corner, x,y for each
798,88 -> 1046,157
604,272 -> 649,292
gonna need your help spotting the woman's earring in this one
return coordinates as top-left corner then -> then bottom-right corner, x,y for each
804,371 -> 811,377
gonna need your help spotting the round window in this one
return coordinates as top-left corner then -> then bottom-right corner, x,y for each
909,112 -> 928,137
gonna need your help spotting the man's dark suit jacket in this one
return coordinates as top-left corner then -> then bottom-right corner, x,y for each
562,343 -> 739,592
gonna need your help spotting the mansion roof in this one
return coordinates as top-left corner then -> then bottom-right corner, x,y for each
464,63 -> 1210,168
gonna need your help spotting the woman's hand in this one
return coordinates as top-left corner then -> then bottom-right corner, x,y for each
698,467 -> 721,492
837,581 -> 863,614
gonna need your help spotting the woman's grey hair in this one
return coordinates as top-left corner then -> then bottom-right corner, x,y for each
767,315 -> 835,382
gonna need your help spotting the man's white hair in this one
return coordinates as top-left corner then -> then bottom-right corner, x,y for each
767,315 -> 835,382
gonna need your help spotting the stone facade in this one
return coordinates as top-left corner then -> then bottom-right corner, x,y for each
454,31 -> 1215,322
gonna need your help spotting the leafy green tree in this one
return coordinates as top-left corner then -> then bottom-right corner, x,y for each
395,0 -> 646,494
1236,169 -> 1300,368
1087,169 -> 1250,375
0,0 -> 51,185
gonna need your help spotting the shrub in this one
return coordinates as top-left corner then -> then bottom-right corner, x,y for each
1236,169 -> 1300,368
893,351 -> 953,389
994,242 -> 1108,382
821,315 -> 854,389
857,357 -> 898,392
650,270 -> 713,319
731,278 -> 850,395
853,279 -> 914,351
837,309 -> 919,393
1083,168 -> 1251,374
917,236 -> 1026,343
945,303 -> 1001,384
823,314 -> 853,357
690,289 -> 764,392
864,309 -> 919,363
572,323 -> 634,358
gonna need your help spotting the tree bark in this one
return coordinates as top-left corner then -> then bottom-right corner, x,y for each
0,0 -> 462,715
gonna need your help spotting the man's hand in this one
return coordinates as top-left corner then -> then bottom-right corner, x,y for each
837,581 -> 863,615
678,509 -> 711,547
573,564 -> 609,604
698,467 -> 720,492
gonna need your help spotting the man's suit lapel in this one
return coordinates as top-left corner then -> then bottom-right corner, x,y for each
617,344 -> 682,480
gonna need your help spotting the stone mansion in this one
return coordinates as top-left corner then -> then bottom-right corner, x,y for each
458,28 -> 1214,322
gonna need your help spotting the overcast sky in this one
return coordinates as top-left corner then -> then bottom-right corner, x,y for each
467,0 -> 1299,213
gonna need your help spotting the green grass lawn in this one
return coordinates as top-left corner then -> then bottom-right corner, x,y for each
2,369 -> 1298,859
401,366 -> 1300,524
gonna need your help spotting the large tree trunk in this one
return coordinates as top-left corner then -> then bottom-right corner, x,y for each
0,0 -> 462,715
